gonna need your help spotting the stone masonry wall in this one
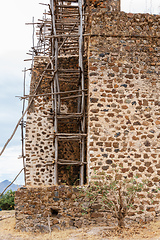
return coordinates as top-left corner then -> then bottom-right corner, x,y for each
88,10 -> 160,218
15,185 -> 112,232
16,2 -> 160,232
25,56 -> 55,185
17,184 -> 147,232
89,0 -> 120,12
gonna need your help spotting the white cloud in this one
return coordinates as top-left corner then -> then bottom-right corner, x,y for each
0,0 -> 45,54
121,0 -> 160,14
0,145 -> 24,185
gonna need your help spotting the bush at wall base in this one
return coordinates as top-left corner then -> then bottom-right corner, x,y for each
0,190 -> 15,210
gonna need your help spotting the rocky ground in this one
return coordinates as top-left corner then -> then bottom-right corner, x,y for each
0,211 -> 160,239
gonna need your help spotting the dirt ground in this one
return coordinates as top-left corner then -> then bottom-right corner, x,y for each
0,211 -> 160,240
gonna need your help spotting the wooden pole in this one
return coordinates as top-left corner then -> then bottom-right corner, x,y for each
21,88 -> 87,99
31,17 -> 35,72
79,0 -> 85,186
44,10 -> 46,55
50,0 -> 58,185
0,168 -> 24,197
21,68 -> 26,185
0,61 -> 52,157
0,6 -> 78,158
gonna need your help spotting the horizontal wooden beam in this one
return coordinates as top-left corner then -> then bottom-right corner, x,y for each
18,89 -> 87,99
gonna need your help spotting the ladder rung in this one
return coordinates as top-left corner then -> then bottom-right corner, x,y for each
57,0 -> 77,1
56,29 -> 79,32
61,95 -> 82,100
56,31 -> 79,34
58,69 -> 80,73
57,132 -> 87,135
58,137 -> 82,141
61,94 -> 82,100
57,159 -> 87,165
59,73 -> 80,76
57,161 -> 87,165
55,22 -> 79,26
56,12 -> 88,16
56,5 -> 78,8
57,113 -> 82,119
56,26 -> 79,28
55,19 -> 80,23
60,45 -> 79,48
56,136 -> 86,140
61,47 -> 79,51
59,0 -> 78,3
59,74 -> 80,77
47,34 -> 80,38
56,133 -> 87,137
58,75 -> 79,78
60,46 -> 79,49
55,23 -> 79,25
56,10 -> 79,14
61,0 -> 78,2
58,40 -> 79,42
57,54 -> 79,58
56,11 -> 79,15
58,42 -> 79,45
58,79 -> 79,82
58,112 -> 83,115
56,28 -> 79,31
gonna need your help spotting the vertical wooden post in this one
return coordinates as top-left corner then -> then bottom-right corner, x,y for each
22,68 -> 26,185
50,0 -> 58,185
31,17 -> 35,72
79,0 -> 85,186
44,9 -> 46,55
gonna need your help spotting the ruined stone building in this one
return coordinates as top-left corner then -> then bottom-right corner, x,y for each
15,0 -> 160,231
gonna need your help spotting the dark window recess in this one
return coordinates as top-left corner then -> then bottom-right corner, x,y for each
51,208 -> 59,217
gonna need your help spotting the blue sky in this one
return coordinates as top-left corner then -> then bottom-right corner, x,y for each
0,0 -> 159,185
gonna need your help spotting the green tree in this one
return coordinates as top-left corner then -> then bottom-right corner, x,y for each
0,190 -> 15,210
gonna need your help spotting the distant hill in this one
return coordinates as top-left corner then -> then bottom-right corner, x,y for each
0,180 -> 22,194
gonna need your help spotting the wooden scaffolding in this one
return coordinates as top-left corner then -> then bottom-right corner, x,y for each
25,0 -> 88,185
0,0 -> 88,188
50,0 -> 87,185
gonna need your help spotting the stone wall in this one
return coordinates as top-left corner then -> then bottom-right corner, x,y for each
89,0 -> 120,11
15,185 -> 112,232
25,57 -> 55,185
88,10 -> 160,217
15,1 -> 160,232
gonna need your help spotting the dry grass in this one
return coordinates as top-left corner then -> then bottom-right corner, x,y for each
0,211 -> 160,239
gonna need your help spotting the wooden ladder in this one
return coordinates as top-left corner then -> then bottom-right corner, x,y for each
50,0 -> 86,185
